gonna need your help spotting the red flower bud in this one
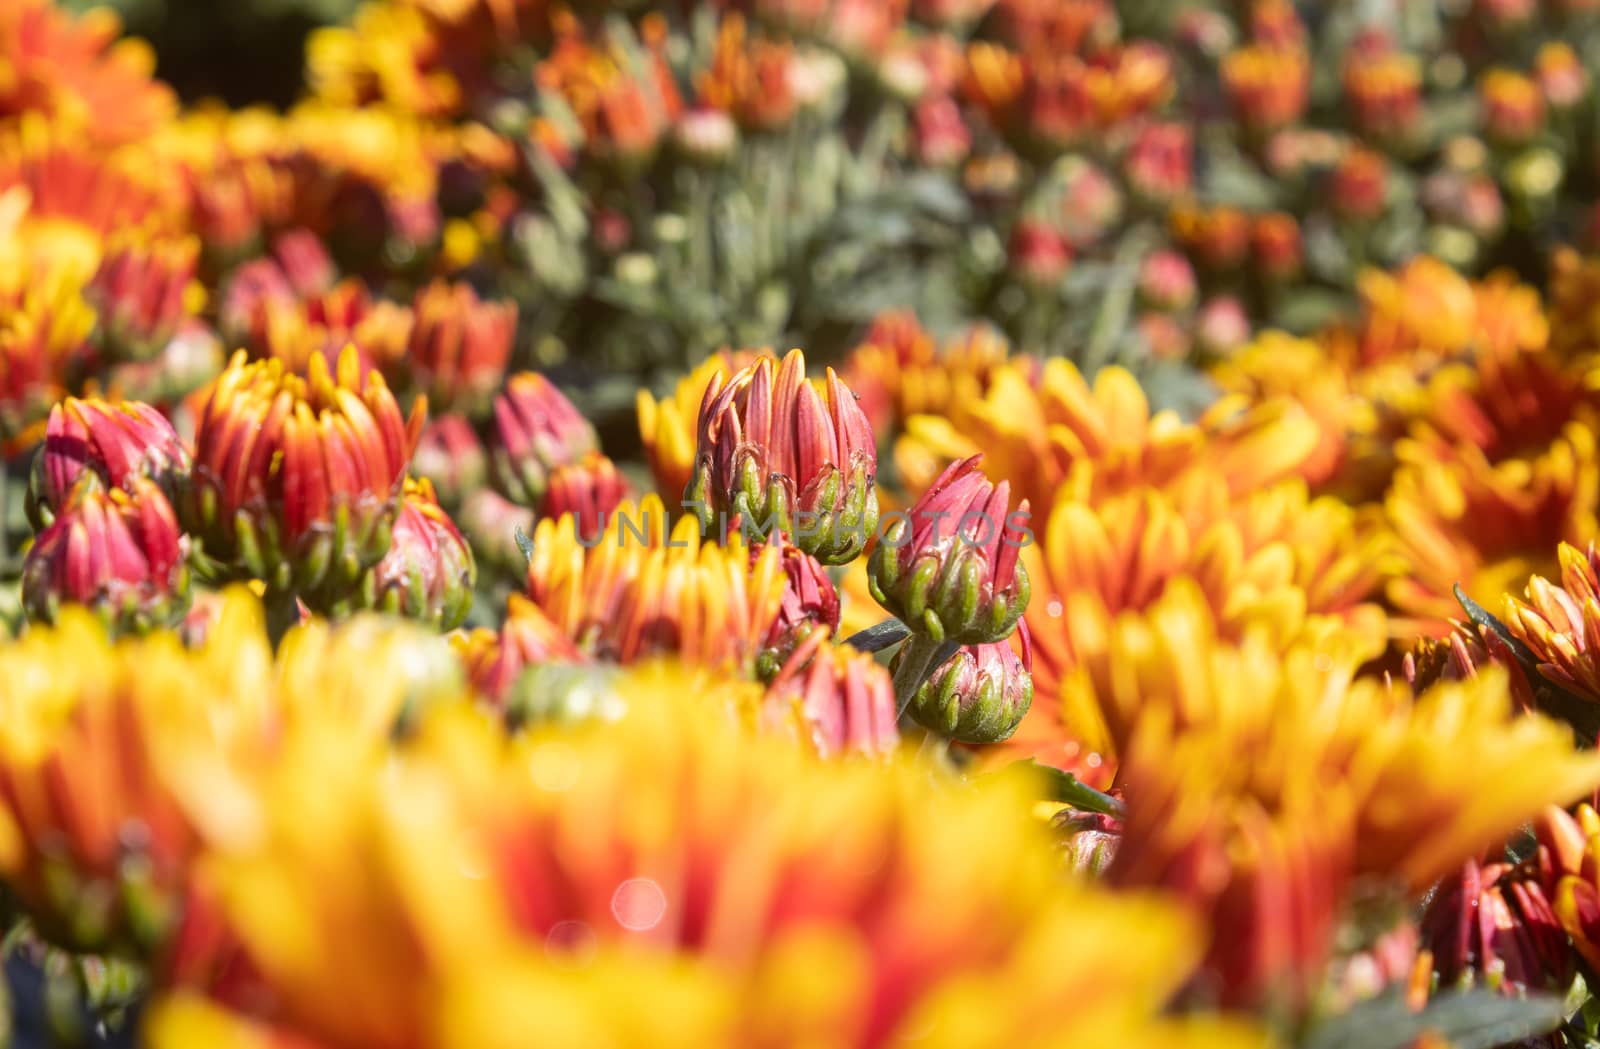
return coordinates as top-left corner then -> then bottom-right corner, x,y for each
688,349 -> 878,565
902,622 -> 1034,742
22,478 -> 191,632
27,397 -> 191,530
539,450 -> 632,543
867,455 -> 1030,644
345,478 -> 475,628
765,633 -> 899,757
489,372 -> 597,508
1137,249 -> 1197,311
410,414 -> 487,509
271,228 -> 336,298
401,281 -> 516,417
756,531 -> 842,676
87,235 -> 199,360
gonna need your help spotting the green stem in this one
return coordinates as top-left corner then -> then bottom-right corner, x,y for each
1026,761 -> 1125,819
892,634 -> 947,720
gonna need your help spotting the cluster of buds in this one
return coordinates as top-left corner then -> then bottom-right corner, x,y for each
687,349 -> 878,565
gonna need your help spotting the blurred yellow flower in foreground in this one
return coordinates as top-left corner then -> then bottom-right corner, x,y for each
150,681 -> 1268,1049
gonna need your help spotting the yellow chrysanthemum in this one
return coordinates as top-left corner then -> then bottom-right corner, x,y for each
151,683 -> 1267,1049
896,356 -> 1319,512
1112,627 -> 1600,1009
1015,470 -> 1392,761
0,588 -> 272,953
523,493 -> 785,671
1385,422 -> 1598,633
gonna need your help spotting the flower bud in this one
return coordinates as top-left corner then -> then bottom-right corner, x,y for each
1136,312 -> 1190,360
22,478 -> 191,632
765,634 -> 898,757
1535,43 -> 1588,112
673,107 -> 739,166
1342,38 -> 1422,142
1223,44 -> 1309,132
1196,296 -> 1252,356
458,487 -> 537,578
1250,211 -> 1302,281
271,228 -> 336,298
489,371 -> 598,508
902,624 -> 1033,743
27,397 -> 191,530
345,477 -> 475,629
87,235 -> 200,361
1170,203 -> 1251,271
688,349 -> 878,565
913,95 -> 971,168
867,455 -> 1030,644
456,594 -> 586,706
1137,249 -> 1197,311
756,532 -> 842,677
1480,69 -> 1546,147
183,347 -> 424,597
410,414 -> 487,509
1056,811 -> 1121,876
401,281 -> 515,417
540,450 -> 631,543
1123,123 -> 1193,206
1056,160 -> 1122,246
1008,219 -> 1072,288
1331,147 -> 1388,221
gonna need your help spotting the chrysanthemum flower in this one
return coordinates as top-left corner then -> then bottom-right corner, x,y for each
1341,36 -> 1422,141
454,594 -> 587,705
22,477 -> 191,632
524,494 -> 786,672
696,15 -> 803,132
844,315 -> 1009,441
0,258 -> 95,445
488,371 -> 597,509
184,347 -> 426,597
0,589 -> 271,954
1480,68 -> 1546,146
903,356 -> 1319,514
26,396 -> 190,529
1017,469 -> 1392,760
1112,652 -> 1600,1009
86,233 -> 203,361
688,348 -> 878,564
965,43 -> 1174,155
399,280 -> 515,417
1504,543 -> 1600,704
307,2 -> 464,119
1222,43 -> 1309,131
536,20 -> 681,164
1386,414 -> 1598,632
149,688 -> 1265,1049
1423,854 -> 1573,995
410,413 -> 486,509
901,626 -> 1033,744
757,530 -> 841,673
0,0 -> 176,146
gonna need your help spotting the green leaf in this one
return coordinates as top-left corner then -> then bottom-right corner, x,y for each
1301,989 -> 1565,1049
843,619 -> 911,653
